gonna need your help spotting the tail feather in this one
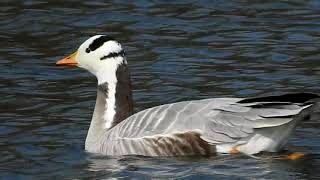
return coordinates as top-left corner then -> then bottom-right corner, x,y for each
294,101 -> 320,122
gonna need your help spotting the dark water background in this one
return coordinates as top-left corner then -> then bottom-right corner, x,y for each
1,0 -> 320,179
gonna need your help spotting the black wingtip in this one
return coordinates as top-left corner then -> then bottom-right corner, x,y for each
239,93 -> 320,104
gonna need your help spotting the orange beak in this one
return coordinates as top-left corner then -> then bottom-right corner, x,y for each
56,51 -> 78,66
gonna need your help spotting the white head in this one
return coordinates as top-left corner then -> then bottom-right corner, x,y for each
57,35 -> 126,84
57,35 -> 133,130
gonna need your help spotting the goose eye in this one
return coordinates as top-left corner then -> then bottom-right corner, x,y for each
86,48 -> 91,53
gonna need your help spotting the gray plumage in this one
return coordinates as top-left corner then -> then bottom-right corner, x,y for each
85,93 -> 319,156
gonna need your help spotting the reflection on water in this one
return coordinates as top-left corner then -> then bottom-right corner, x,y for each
0,0 -> 319,179
85,154 -> 320,179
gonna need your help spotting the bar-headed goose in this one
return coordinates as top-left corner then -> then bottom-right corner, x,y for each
56,35 -> 319,157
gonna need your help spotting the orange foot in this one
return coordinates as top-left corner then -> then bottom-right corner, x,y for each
278,152 -> 305,160
229,147 -> 240,154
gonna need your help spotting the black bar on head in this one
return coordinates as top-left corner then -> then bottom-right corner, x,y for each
88,36 -> 114,53
100,50 -> 125,60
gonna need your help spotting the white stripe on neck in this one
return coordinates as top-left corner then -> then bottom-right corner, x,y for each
104,82 -> 116,129
97,57 -> 126,129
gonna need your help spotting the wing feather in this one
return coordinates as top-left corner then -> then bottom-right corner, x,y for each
108,96 -> 311,149
201,100 -> 309,145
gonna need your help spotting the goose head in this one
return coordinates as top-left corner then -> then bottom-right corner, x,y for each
56,35 -> 126,85
56,35 -> 133,131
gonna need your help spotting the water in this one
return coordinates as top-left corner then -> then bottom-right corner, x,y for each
1,0 -> 320,179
